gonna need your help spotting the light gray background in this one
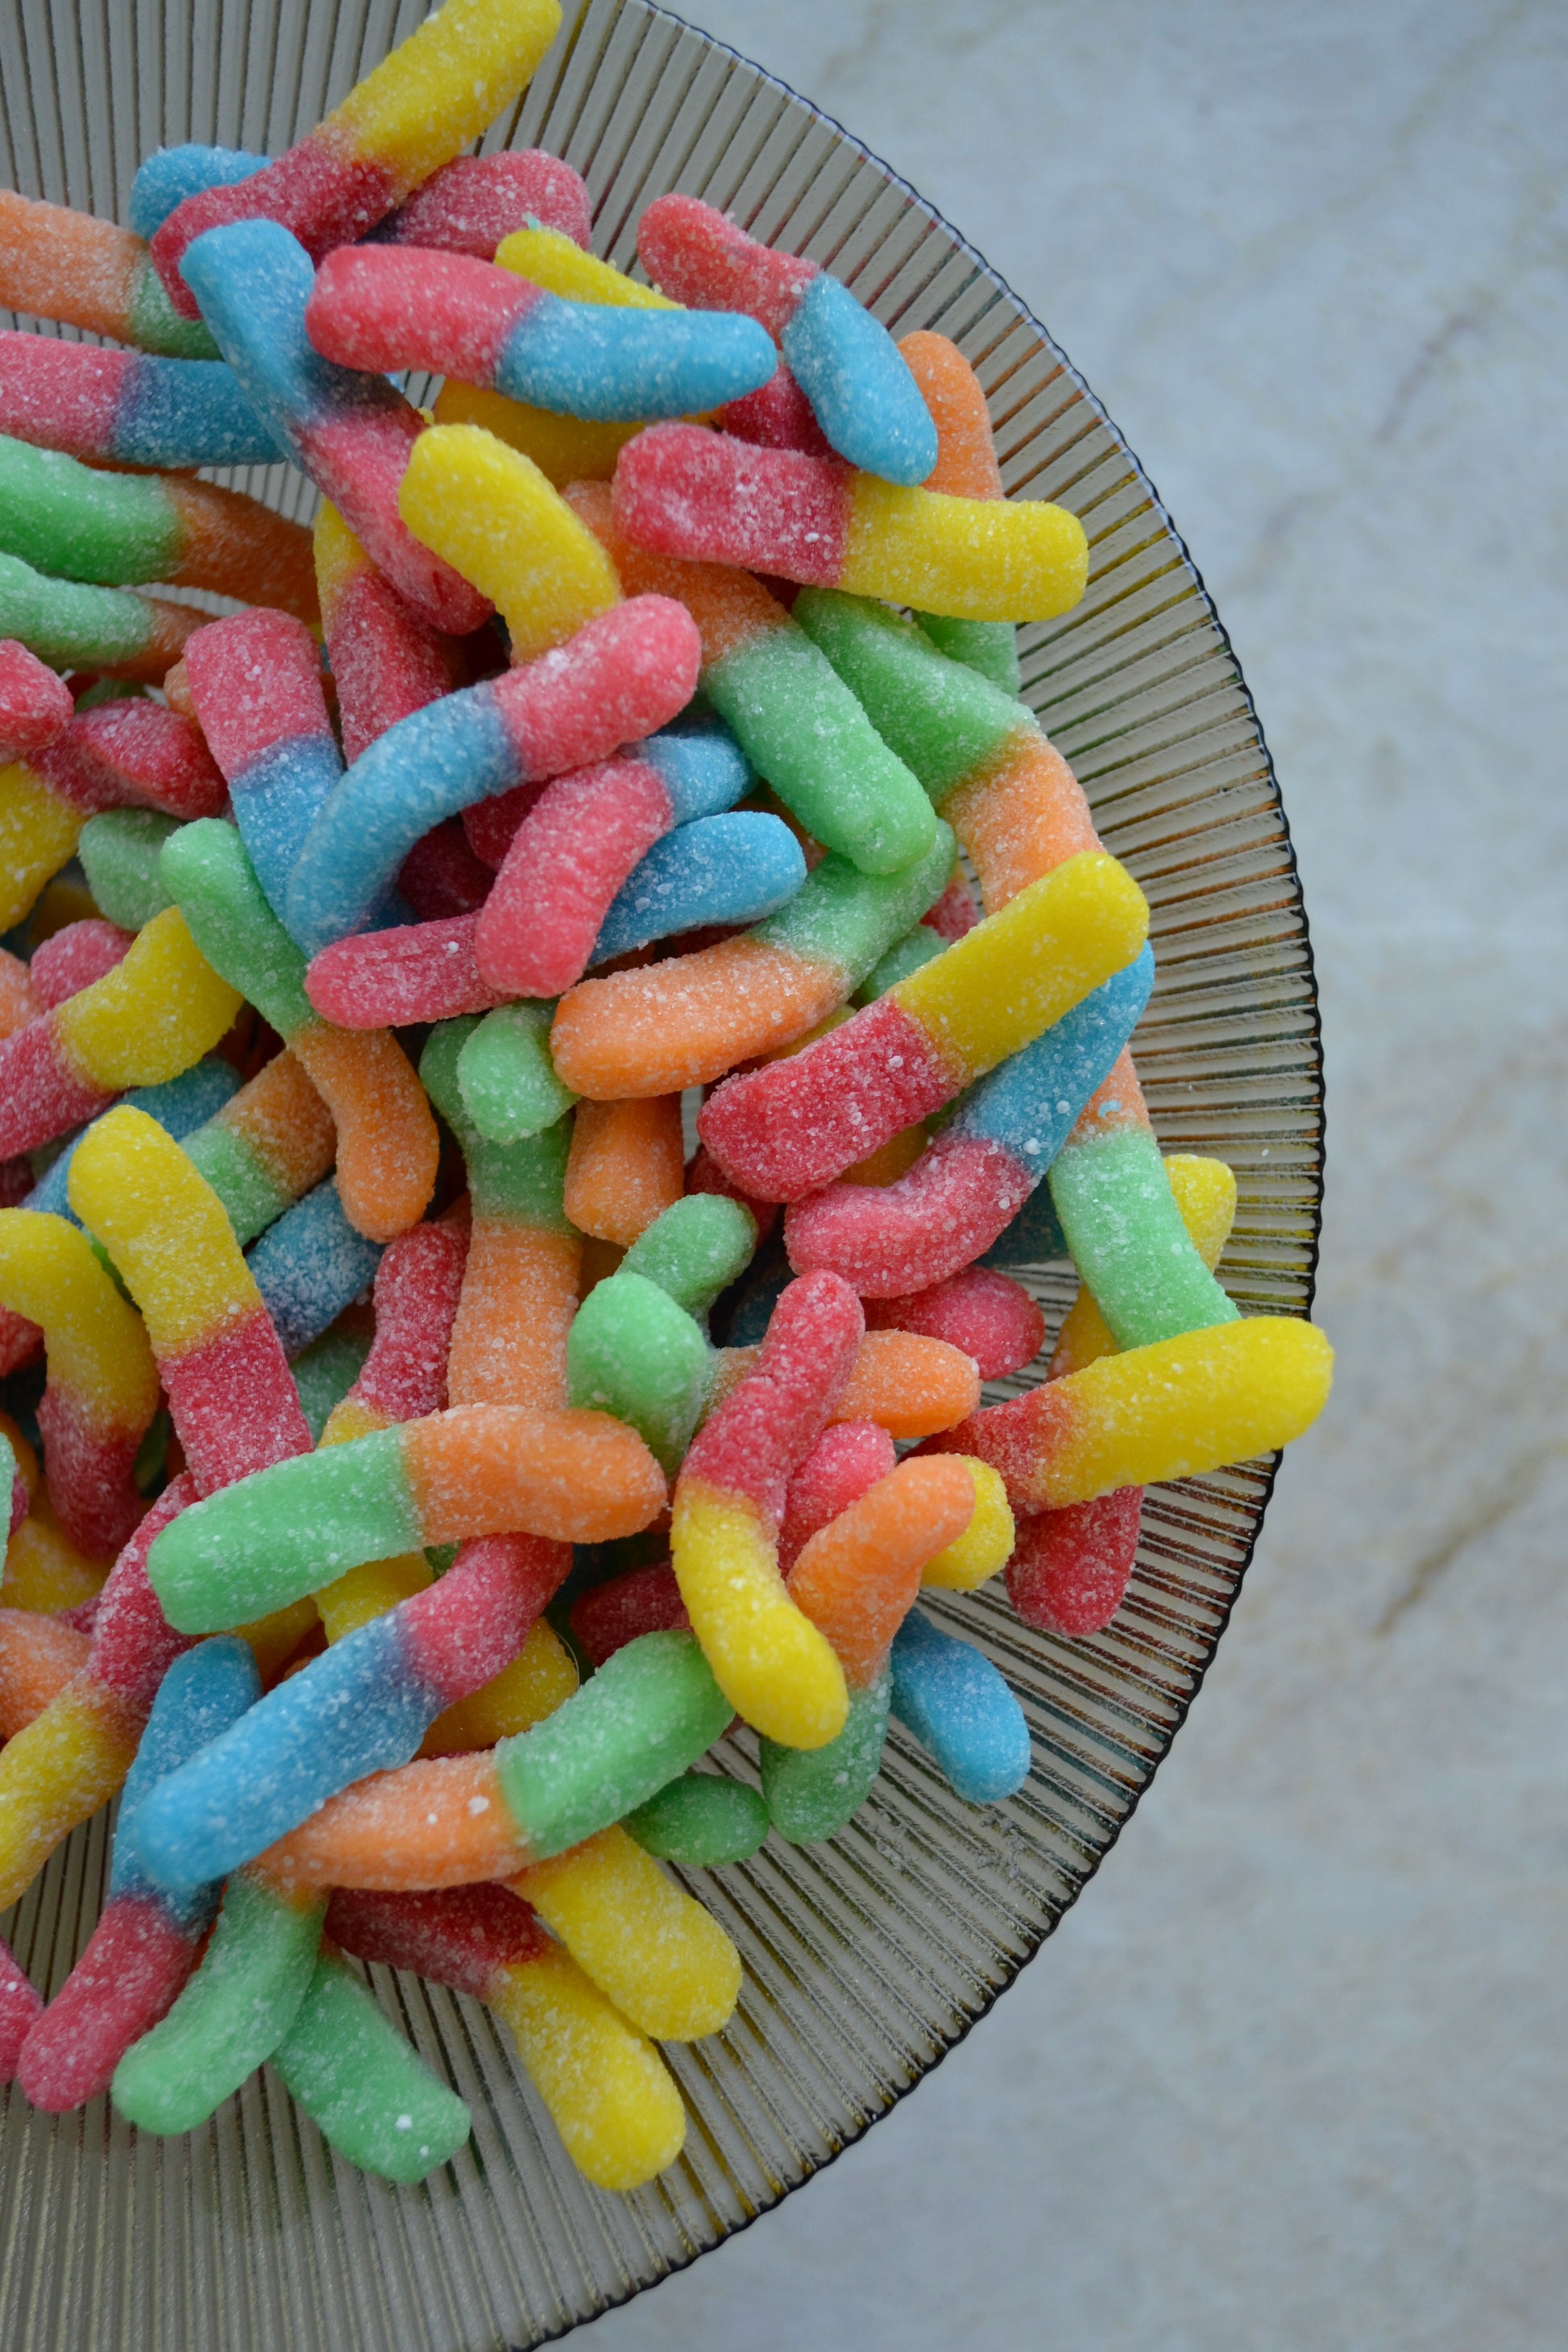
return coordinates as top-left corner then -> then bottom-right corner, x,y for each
588,2 -> 1568,2346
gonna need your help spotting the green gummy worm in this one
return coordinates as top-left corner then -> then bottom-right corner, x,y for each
496,1630 -> 733,1860
620,1193 -> 757,1321
272,1948 -> 471,2183
757,822 -> 954,989
566,1270 -> 712,1471
456,1000 -> 578,1143
0,434 -> 181,585
794,589 -> 1027,803
160,819 -> 313,1039
914,612 -> 1022,695
1047,1122 -> 1238,1351
759,1672 -> 891,1845
705,616 -> 937,874
78,809 -> 180,929
146,1426 -> 417,1632
112,1873 -> 326,2134
421,1020 -> 575,1230
624,1773 -> 770,1867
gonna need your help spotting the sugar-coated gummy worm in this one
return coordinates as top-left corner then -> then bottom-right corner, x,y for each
269,1943 -> 473,2183
0,1942 -> 41,2080
566,479 -> 939,877
28,915 -> 133,1006
1007,1155 -> 1238,1638
0,1210 -> 160,1560
244,1178 -> 383,1359
0,332 -> 281,470
791,585 -> 1094,914
564,1097 -> 685,1247
420,1022 -> 583,1417
589,808 -> 807,964
133,1527 -> 567,1891
637,194 -> 939,485
398,422 -> 624,662
162,819 -> 438,1241
672,1271 -> 863,1749
308,245 -> 777,421
0,434 -> 316,618
783,946 -> 1155,1295
888,1607 -> 1032,1804
566,1192 -> 758,1474
511,1824 -> 742,2041
709,1326 -> 981,1443
0,1477 -> 196,1916
614,422 -> 1089,624
474,717 -> 753,997
283,595 -> 702,956
926,1317 -> 1334,1512
375,148 -> 591,256
184,609 -> 343,923
797,591 -> 1234,1325
569,1197 -> 757,1458
143,1400 -> 666,1632
699,851 -> 1151,1201
110,1865 -> 327,2134
865,1267 -> 1046,1383
429,225 -> 668,488
0,550 -> 205,682
313,501 -> 455,765
897,331 -> 1022,691
259,1629 -> 734,1894
780,1421 -> 897,1572
178,1051 -> 335,1247
34,699 -> 226,823
150,0 -> 565,316
0,187 -> 218,359
786,1455 -> 980,1691
1047,1056 -> 1238,1353
326,1883 -> 687,2191
0,638 -> 72,757
302,807 -> 804,1031
0,906 -> 243,1161
550,823 -> 955,1100
129,145 -> 268,242
0,1610 -> 90,1736
622,1771 -> 771,1868
570,1563 -> 689,1667
68,1106 -> 313,1493
180,221 -> 492,637
15,1636 -> 258,2112
310,1214 -> 470,1642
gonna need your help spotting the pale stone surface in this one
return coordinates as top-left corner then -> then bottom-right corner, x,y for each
589,1 -> 1568,2345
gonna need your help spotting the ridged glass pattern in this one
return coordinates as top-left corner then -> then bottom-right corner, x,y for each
0,2 -> 1323,2344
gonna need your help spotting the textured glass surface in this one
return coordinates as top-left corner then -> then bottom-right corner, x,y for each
0,2 -> 1322,2345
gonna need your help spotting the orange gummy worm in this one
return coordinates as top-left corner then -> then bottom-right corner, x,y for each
563,1097 -> 684,1247
789,1456 -> 977,1687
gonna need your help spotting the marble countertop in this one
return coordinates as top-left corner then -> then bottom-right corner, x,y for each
590,2 -> 1568,2346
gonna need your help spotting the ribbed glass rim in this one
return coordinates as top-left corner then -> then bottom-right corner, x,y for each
0,2 -> 1323,2345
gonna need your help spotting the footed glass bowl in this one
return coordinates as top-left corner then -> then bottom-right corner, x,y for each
0,3 -> 1322,2346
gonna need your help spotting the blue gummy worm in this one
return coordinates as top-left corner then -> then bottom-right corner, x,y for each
129,145 -> 270,242
27,1060 -> 239,1222
246,1179 -> 383,1359
952,944 -> 1155,1169
781,272 -> 938,487
114,1637 -> 261,1929
499,297 -> 777,422
132,1613 -> 438,1893
889,1610 -> 1031,1805
591,811 -> 806,965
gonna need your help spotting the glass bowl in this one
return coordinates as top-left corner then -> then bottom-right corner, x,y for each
0,2 -> 1324,2345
